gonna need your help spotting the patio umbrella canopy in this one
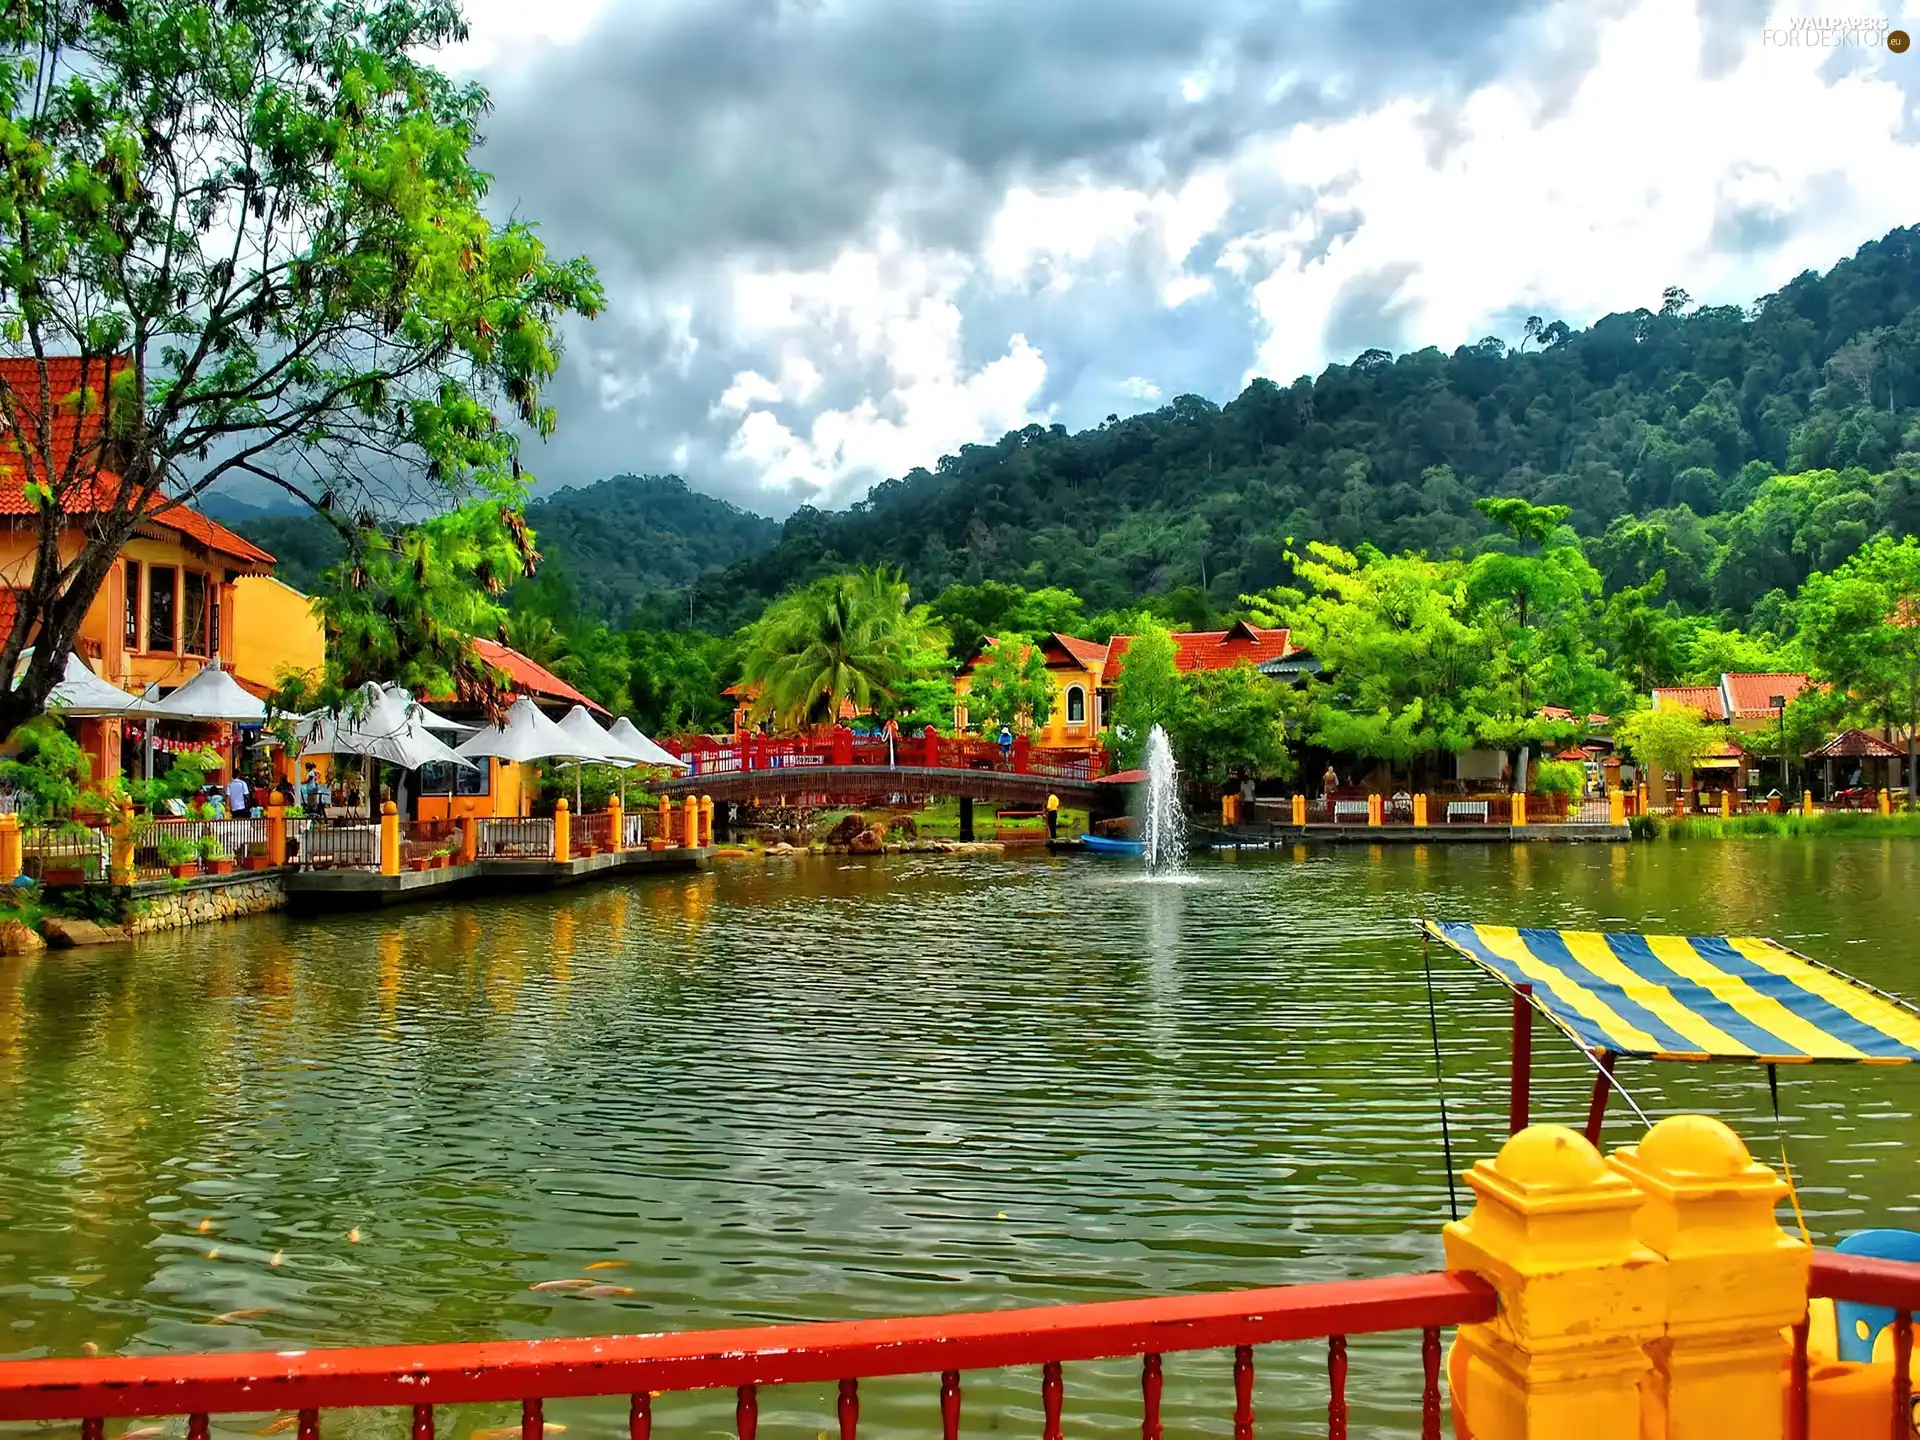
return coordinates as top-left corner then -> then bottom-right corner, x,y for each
607,716 -> 690,770
147,661 -> 266,724
455,696 -> 603,765
20,652 -> 150,719
300,684 -> 475,771
554,704 -> 633,766
393,686 -> 477,735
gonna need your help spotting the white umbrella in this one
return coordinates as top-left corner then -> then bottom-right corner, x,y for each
607,716 -> 690,770
300,683 -> 475,771
388,686 -> 477,735
148,661 -> 266,723
18,651 -> 151,718
455,696 -> 601,765
552,703 -> 634,812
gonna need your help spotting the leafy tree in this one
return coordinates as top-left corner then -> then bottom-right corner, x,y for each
0,0 -> 603,737
1167,665 -> 1293,789
965,637 -> 1053,734
626,629 -> 733,734
1109,617 -> 1187,767
1793,535 -> 1920,798
1614,706 -> 1726,787
0,715 -> 92,821
1600,573 -> 1683,691
737,567 -> 945,728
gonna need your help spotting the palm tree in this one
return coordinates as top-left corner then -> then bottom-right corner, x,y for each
739,567 -> 946,730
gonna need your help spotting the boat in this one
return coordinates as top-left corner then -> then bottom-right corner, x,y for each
1081,834 -> 1144,856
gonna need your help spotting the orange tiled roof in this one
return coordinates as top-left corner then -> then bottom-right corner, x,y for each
1651,686 -> 1727,720
1806,728 -> 1902,759
1101,622 -> 1292,678
1721,672 -> 1811,718
1050,632 -> 1109,670
470,637 -> 607,715
0,357 -> 274,570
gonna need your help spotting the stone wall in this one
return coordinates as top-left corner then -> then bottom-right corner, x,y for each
127,875 -> 287,934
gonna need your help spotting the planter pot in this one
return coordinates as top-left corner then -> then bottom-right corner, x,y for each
243,855 -> 272,871
407,858 -> 430,872
207,859 -> 236,876
40,867 -> 87,887
577,844 -> 597,858
648,838 -> 668,852
170,863 -> 201,879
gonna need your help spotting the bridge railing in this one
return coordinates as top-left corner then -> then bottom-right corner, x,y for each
0,1271 -> 1493,1440
664,733 -> 1105,785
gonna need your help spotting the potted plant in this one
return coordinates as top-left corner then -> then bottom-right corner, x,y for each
433,840 -> 459,869
199,834 -> 235,876
407,850 -> 431,872
1529,759 -> 1586,819
156,833 -> 200,878
243,842 -> 272,871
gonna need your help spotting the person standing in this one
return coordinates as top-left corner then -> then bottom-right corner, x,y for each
226,771 -> 252,819
884,716 -> 899,767
1045,792 -> 1060,839
1322,763 -> 1339,799
999,726 -> 1014,763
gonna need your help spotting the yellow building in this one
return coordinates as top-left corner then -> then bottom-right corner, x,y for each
231,575 -> 326,699
0,356 -> 323,786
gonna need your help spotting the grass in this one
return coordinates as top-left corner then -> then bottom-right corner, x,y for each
806,801 -> 1089,841
1648,810 -> 1920,840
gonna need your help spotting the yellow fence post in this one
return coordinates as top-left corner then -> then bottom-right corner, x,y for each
654,795 -> 671,850
1367,793 -> 1383,827
458,813 -> 479,866
379,801 -> 400,876
1413,793 -> 1429,827
553,797 -> 571,863
1444,1125 -> 1661,1440
1719,789 -> 1731,821
1291,794 -> 1307,826
1802,789 -> 1814,817
1510,791 -> 1527,827
607,796 -> 624,852
266,790 -> 288,868
699,795 -> 714,846
109,801 -> 135,885
1608,787 -> 1625,826
681,795 -> 698,850
0,813 -> 21,885
1608,1115 -> 1807,1440
1879,787 -> 1892,816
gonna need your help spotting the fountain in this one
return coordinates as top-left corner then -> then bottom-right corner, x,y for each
1139,724 -> 1187,874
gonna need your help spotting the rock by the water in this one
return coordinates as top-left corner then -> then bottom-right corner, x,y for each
0,917 -> 45,953
41,916 -> 129,948
848,827 -> 884,855
824,814 -> 866,847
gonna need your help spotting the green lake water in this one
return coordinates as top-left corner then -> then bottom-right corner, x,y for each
2,840 -> 1917,1438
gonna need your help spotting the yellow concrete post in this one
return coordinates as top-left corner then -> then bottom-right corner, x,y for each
607,796 -> 624,852
553,797 -> 571,863
1367,793 -> 1383,827
1444,1124 -> 1662,1440
1414,793 -> 1430,827
699,795 -> 714,846
266,790 -> 288,868
1510,791 -> 1527,826
379,800 -> 400,876
458,813 -> 479,866
1291,794 -> 1307,826
1608,787 -> 1625,826
1608,1115 -> 1808,1440
654,795 -> 671,850
109,802 -> 135,885
0,813 -> 21,885
681,794 -> 698,850
1802,789 -> 1814,817
1637,782 -> 1649,815
1221,793 -> 1236,827
1879,787 -> 1892,816
1719,788 -> 1731,821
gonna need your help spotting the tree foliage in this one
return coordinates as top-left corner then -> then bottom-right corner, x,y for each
1792,535 -> 1920,795
1614,706 -> 1727,781
0,0 -> 602,735
965,637 -> 1053,734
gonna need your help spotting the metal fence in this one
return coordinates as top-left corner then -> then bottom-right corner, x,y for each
478,816 -> 553,858
298,819 -> 380,870
573,811 -> 613,852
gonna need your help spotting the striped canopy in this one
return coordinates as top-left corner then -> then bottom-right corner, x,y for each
1423,921 -> 1920,1065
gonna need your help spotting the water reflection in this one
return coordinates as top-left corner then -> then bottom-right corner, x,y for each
0,843 -> 1916,1439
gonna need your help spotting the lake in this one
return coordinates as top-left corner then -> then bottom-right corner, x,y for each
3,839 -> 1916,1437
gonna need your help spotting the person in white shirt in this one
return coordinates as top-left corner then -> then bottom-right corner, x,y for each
226,773 -> 252,818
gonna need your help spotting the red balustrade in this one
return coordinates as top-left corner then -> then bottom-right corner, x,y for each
1789,1249 -> 1920,1440
0,1272 -> 1493,1439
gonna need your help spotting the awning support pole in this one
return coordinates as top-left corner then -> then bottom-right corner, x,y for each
1509,983 -> 1533,1136
1583,1051 -> 1616,1146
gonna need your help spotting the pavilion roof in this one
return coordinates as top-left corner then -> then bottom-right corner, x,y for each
1805,728 -> 1903,760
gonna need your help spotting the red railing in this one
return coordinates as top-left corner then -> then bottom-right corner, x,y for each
666,730 -> 1104,785
1790,1250 -> 1919,1440
0,1272 -> 1494,1439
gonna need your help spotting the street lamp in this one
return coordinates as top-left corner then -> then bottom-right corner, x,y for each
1771,694 -> 1787,798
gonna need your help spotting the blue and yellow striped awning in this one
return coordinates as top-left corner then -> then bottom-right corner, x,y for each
1423,921 -> 1920,1064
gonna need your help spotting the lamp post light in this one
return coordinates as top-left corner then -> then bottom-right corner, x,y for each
1771,695 -> 1787,797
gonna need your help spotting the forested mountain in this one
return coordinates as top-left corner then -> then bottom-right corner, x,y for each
696,223 -> 1920,629
234,473 -> 779,611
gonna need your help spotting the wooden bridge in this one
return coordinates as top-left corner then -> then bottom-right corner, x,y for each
648,730 -> 1108,828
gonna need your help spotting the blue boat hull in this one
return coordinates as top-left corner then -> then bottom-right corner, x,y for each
1081,835 -> 1144,857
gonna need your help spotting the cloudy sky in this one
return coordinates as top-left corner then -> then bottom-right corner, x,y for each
443,0 -> 1920,517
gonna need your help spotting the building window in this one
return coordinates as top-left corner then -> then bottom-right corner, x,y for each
1066,685 -> 1086,724
182,571 -> 209,656
122,560 -> 139,649
146,565 -> 176,652
419,758 -> 491,798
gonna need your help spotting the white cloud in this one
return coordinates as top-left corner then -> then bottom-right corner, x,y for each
1233,0 -> 1920,384
1119,376 -> 1163,401
445,0 -> 610,72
